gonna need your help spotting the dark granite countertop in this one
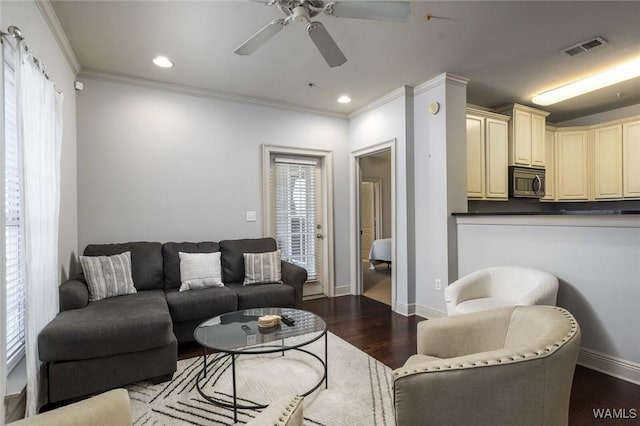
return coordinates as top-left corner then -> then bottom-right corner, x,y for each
454,210 -> 640,216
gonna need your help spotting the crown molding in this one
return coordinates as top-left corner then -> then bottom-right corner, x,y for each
348,86 -> 411,119
78,70 -> 348,120
414,73 -> 470,96
36,0 -> 81,74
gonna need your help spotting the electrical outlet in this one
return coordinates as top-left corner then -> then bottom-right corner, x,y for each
246,211 -> 257,222
435,279 -> 442,291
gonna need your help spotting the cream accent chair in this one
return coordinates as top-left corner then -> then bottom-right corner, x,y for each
8,389 -> 132,426
445,266 -> 559,315
393,306 -> 581,426
244,395 -> 304,426
9,390 -> 302,426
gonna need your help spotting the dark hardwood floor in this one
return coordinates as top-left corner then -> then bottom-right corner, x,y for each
178,295 -> 640,424
302,296 -> 640,426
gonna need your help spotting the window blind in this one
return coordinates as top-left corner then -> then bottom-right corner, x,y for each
4,60 -> 25,374
272,158 -> 319,281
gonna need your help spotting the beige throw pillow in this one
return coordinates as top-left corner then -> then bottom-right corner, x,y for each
243,250 -> 282,285
179,251 -> 224,291
80,251 -> 137,301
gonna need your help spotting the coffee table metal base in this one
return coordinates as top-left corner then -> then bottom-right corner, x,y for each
195,332 -> 327,422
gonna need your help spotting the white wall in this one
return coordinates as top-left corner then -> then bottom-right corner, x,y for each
457,216 -> 640,373
1,1 -> 78,282
349,88 -> 414,310
360,151 -> 392,238
76,77 -> 350,287
413,74 -> 468,317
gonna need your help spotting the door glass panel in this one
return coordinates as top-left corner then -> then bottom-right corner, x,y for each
273,160 -> 318,281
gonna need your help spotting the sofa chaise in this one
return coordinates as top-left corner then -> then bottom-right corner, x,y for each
38,238 -> 307,403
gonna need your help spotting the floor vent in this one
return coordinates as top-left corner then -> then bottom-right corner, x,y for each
562,37 -> 608,57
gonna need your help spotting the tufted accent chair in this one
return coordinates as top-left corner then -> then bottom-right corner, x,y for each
392,305 -> 581,426
445,266 -> 559,315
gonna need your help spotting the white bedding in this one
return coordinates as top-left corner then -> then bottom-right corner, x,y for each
369,238 -> 392,269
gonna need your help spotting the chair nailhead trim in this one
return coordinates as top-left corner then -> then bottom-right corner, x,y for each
393,307 -> 580,379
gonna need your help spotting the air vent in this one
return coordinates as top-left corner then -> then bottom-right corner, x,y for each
562,37 -> 608,57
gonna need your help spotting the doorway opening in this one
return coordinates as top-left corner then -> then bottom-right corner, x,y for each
359,149 -> 393,306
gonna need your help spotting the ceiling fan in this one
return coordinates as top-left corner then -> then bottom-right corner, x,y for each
234,0 -> 411,67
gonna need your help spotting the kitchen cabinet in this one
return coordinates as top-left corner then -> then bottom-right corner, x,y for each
466,109 -> 509,200
556,129 -> 589,200
593,124 -> 623,199
500,104 -> 550,168
623,120 -> 640,198
531,114 -> 546,167
543,127 -> 556,201
466,115 -> 485,198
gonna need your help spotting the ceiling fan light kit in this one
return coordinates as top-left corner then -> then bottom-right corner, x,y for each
292,6 -> 311,24
235,0 -> 410,67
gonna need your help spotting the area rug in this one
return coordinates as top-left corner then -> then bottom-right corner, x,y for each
128,332 -> 394,425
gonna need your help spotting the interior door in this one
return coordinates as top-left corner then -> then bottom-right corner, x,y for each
360,181 -> 375,261
271,156 -> 325,298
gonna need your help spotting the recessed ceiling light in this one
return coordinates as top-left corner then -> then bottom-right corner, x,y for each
532,56 -> 640,106
153,56 -> 174,68
337,95 -> 351,104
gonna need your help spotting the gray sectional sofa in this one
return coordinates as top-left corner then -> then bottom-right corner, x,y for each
38,238 -> 307,403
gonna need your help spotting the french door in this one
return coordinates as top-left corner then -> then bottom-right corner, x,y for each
270,155 -> 325,297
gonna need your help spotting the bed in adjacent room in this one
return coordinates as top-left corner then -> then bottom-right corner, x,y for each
368,238 -> 392,269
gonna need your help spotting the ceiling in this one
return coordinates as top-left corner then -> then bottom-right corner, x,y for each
50,1 -> 640,122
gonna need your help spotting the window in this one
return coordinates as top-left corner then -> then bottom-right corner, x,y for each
273,157 -> 319,281
4,57 -> 25,374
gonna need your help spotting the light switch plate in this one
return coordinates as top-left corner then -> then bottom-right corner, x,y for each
246,211 -> 257,222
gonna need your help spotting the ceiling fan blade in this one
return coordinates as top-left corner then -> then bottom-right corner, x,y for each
307,22 -> 347,68
234,19 -> 285,56
328,1 -> 410,22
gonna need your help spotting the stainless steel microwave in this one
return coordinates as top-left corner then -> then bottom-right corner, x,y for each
509,166 -> 545,198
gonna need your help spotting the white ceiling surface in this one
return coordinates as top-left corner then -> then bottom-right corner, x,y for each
51,1 -> 640,121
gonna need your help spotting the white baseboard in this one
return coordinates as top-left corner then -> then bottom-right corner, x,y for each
302,294 -> 326,301
578,347 -> 640,386
394,302 -> 415,317
333,285 -> 352,297
394,303 -> 447,319
415,305 -> 447,320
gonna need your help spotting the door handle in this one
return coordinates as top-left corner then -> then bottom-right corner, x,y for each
316,233 -> 324,240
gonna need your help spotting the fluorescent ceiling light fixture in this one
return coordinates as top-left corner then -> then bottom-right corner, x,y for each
532,57 -> 640,106
152,56 -> 174,68
337,95 -> 351,104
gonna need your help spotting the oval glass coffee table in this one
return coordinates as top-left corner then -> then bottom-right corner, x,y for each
194,307 -> 327,422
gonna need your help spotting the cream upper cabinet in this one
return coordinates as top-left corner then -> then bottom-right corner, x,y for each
485,118 -> 509,199
466,115 -> 485,198
531,114 -> 546,167
500,104 -> 550,167
593,124 -> 623,199
623,120 -> 640,198
466,109 -> 509,200
543,128 -> 556,201
556,129 -> 589,200
513,109 -> 532,166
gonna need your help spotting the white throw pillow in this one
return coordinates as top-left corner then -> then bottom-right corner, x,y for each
80,251 -> 137,301
243,250 -> 282,285
179,251 -> 224,291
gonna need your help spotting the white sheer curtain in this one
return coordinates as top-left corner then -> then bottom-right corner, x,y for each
1,36 -> 13,426
16,40 -> 63,416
